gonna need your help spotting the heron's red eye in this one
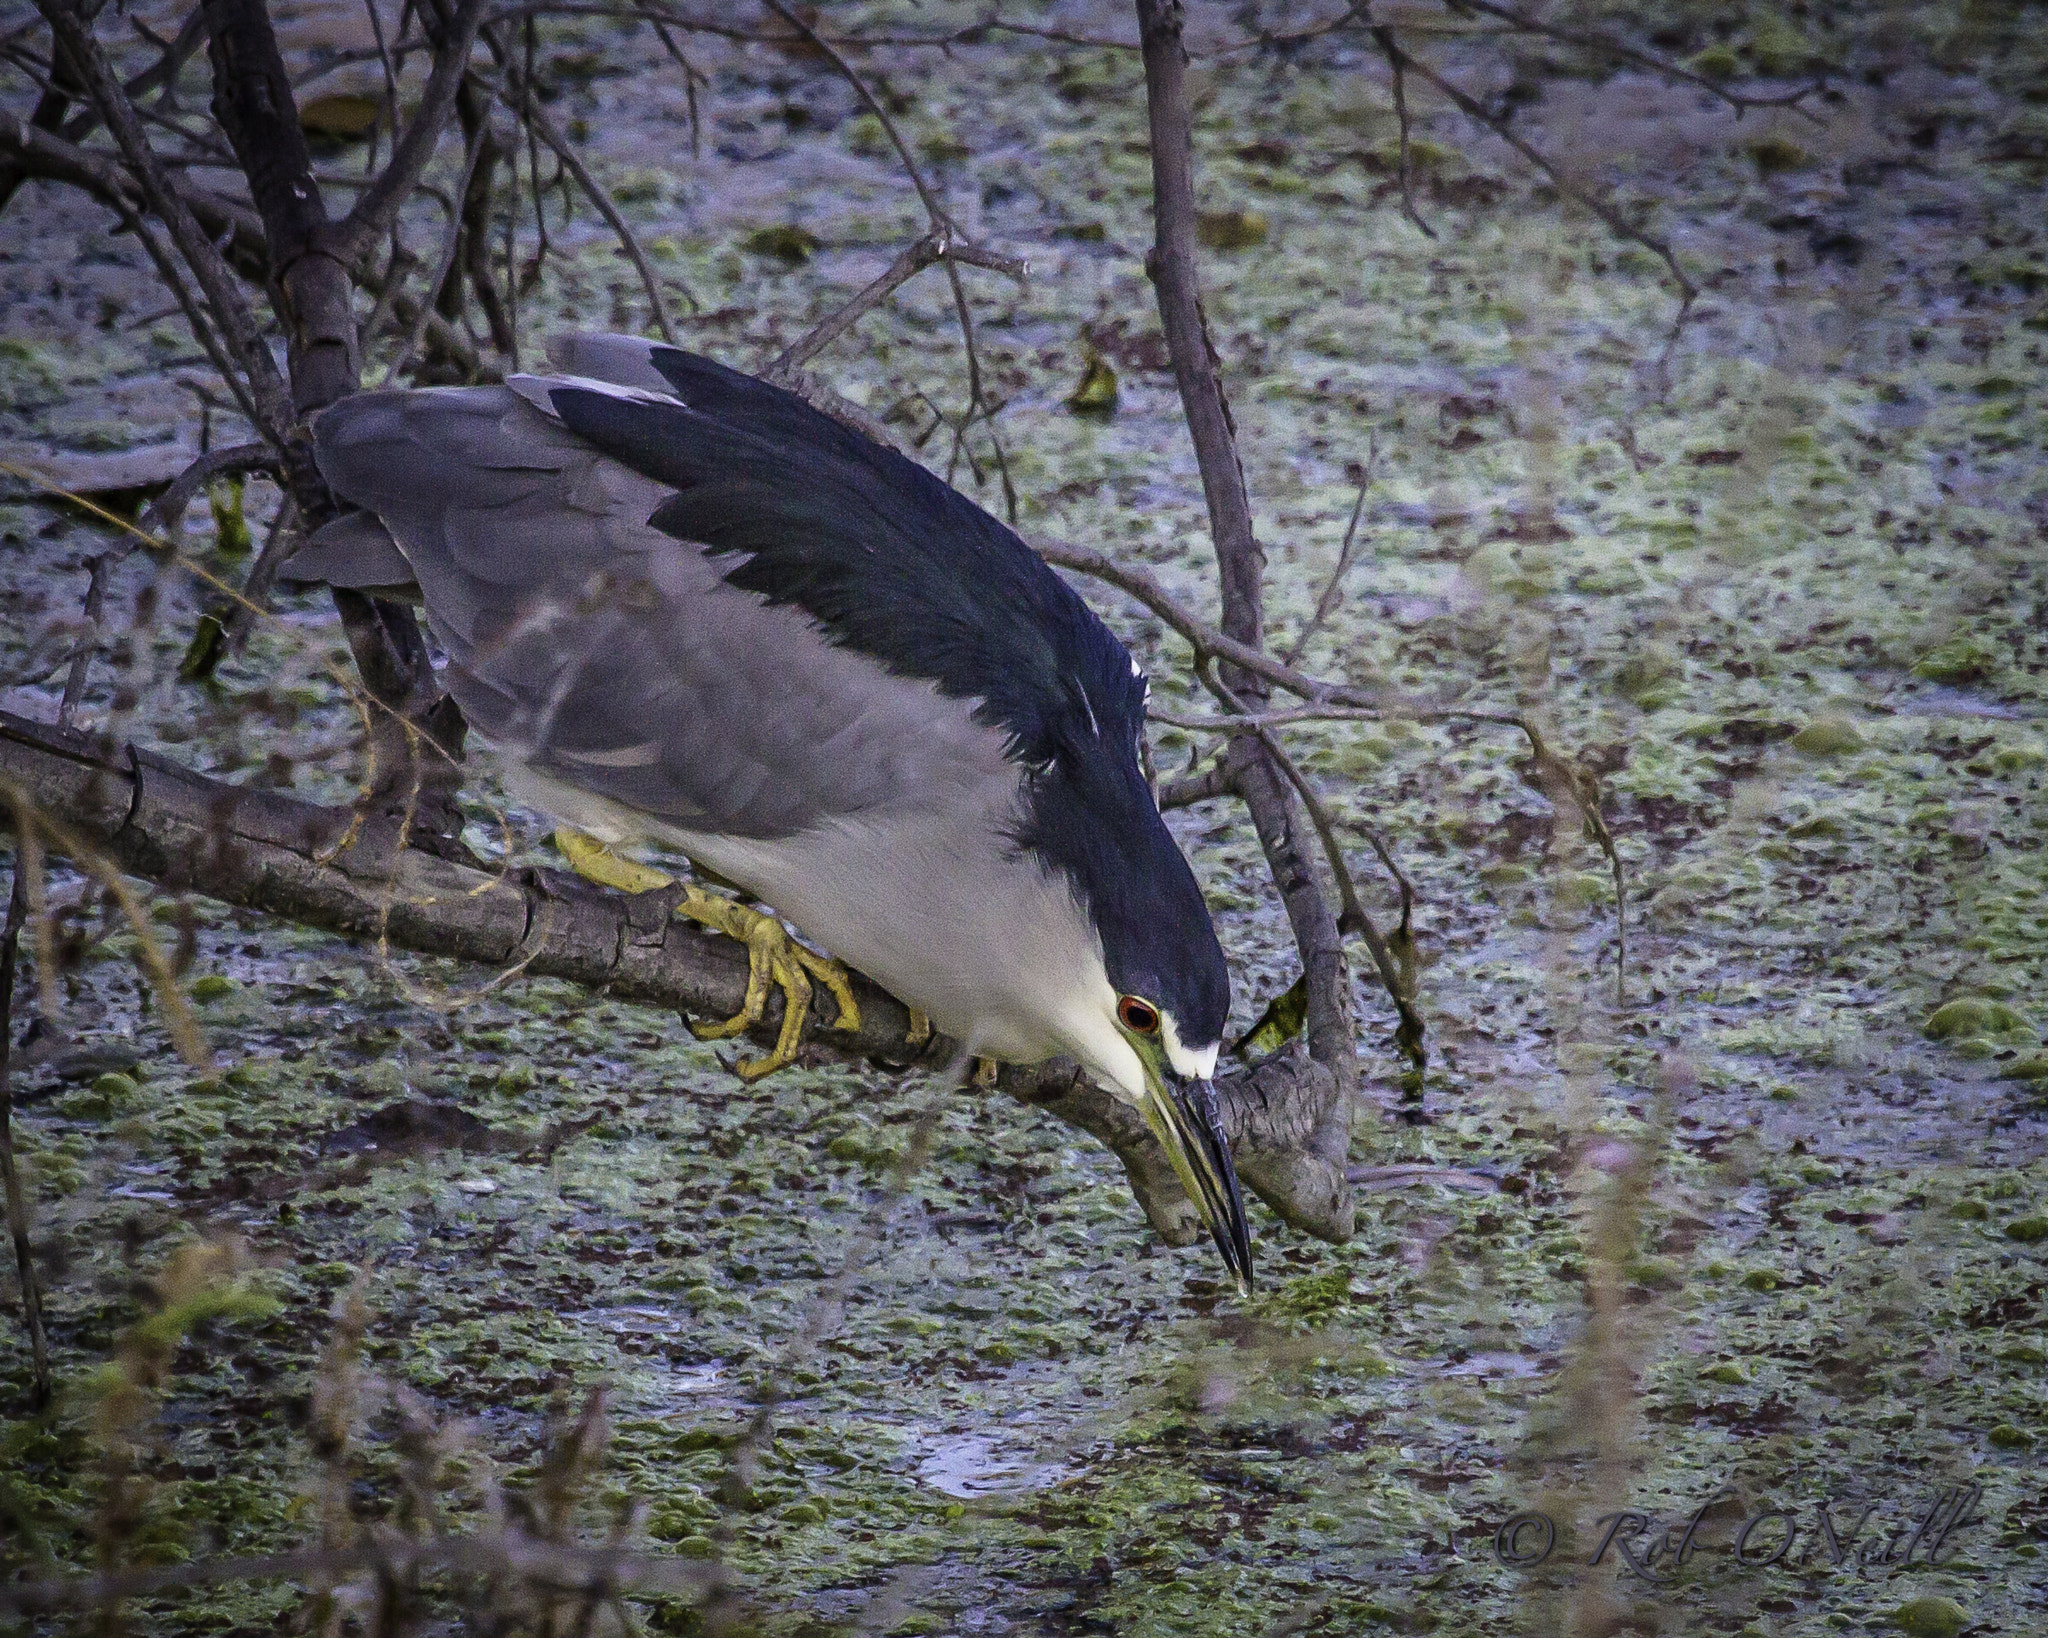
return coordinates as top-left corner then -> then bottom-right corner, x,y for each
1117,996 -> 1160,1034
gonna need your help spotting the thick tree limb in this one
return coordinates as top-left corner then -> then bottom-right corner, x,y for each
0,710 -> 1354,1245
1135,2 -> 1262,671
202,0 -> 360,420
193,0 -> 465,837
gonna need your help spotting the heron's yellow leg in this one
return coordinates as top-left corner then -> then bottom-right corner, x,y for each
905,1007 -> 932,1048
552,828 -> 860,1079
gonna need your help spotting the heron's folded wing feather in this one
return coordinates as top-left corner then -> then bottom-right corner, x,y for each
309,386 -> 1011,841
279,511 -> 420,600
518,345 -> 1150,784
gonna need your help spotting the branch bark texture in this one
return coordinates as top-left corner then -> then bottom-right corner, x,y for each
0,711 -> 1354,1245
1134,0 -> 1357,1215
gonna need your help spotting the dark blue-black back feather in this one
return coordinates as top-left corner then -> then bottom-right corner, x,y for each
546,350 -> 1228,1046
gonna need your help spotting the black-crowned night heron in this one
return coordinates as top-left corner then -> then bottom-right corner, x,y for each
283,336 -> 1250,1285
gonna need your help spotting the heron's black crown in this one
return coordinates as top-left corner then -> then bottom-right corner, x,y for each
547,349 -> 1229,1048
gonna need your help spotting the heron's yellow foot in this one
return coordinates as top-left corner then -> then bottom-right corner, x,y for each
552,828 -> 860,1079
554,827 -> 676,895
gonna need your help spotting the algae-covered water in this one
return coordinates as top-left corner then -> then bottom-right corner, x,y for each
1,2 -> 2045,1633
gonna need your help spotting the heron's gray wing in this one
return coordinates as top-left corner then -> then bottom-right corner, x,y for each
542,332 -> 679,394
306,385 -> 1009,840
282,510 -> 419,600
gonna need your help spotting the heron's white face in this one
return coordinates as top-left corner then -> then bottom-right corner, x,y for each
1048,971 -> 1219,1106
1029,932 -> 1250,1288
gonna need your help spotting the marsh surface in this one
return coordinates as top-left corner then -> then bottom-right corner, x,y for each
2,2 -> 2045,1633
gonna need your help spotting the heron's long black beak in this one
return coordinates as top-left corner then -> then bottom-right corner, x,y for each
1138,1072 -> 1253,1293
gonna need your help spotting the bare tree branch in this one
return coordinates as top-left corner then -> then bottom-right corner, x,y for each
1034,534 -> 1387,713
0,0 -> 205,212
1444,0 -> 1825,120
202,0 -> 359,420
1282,438 -> 1378,666
1156,760 -> 1232,810
1203,664 -> 1426,1077
756,0 -> 1020,517
383,113 -> 488,382
144,441 -> 278,537
334,0 -> 489,268
0,115 -> 478,374
475,44 -> 686,339
1379,33 -> 1437,240
1135,0 -> 1356,1197
1371,23 -> 1699,302
0,709 -> 1357,1243
770,227 -> 1028,379
33,0 -> 294,437
0,859 -> 50,1410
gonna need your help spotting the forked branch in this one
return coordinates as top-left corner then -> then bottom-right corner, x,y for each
1134,0 -> 1358,1199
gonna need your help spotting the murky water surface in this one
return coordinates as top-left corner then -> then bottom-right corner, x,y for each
2,1 -> 2046,1633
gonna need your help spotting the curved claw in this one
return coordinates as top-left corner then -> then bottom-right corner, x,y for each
553,828 -> 860,1081
677,887 -> 859,1080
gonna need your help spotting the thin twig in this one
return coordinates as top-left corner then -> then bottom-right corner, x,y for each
1445,0 -> 1826,120
217,495 -> 302,661
756,0 -> 1020,519
1371,24 -> 1698,302
1282,438 -> 1378,666
1518,720 -> 1629,1006
384,117 -> 488,382
126,205 -> 270,429
0,793 -> 209,1069
1035,534 -> 1390,714
335,0 -> 489,268
941,254 -> 1017,522
33,0 -> 293,439
359,235 -> 417,360
1203,662 -> 1426,1074
770,227 -> 1027,378
1378,33 -> 1436,240
1135,0 -> 1361,1130
56,554 -> 107,728
475,50 -> 688,335
1151,703 -> 1393,732
362,0 -> 401,177
483,2 -> 1368,59
648,18 -> 703,160
0,857 -> 50,1409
